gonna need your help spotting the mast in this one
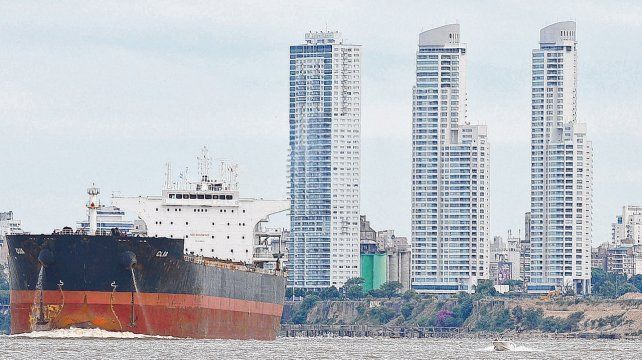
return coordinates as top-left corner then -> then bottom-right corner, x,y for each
87,186 -> 100,235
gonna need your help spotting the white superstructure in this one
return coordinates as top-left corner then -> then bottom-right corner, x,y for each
287,31 -> 361,289
528,21 -> 593,294
113,147 -> 289,265
411,24 -> 491,294
76,205 -> 136,235
1,211 -> 24,265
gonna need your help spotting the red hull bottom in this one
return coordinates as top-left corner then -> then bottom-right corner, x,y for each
11,290 -> 283,340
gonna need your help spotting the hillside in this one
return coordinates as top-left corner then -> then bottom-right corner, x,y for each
282,294 -> 642,337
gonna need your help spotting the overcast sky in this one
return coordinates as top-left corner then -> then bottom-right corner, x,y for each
0,1 -> 640,245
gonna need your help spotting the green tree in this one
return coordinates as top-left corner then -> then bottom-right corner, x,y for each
401,303 -> 414,319
346,285 -> 364,300
503,279 -> 525,292
402,289 -> 420,302
319,286 -> 341,300
0,264 -> 7,291
523,308 -> 543,329
292,294 -> 320,324
342,277 -> 365,300
628,274 -> 642,292
474,279 -> 497,297
511,306 -> 524,323
379,281 -> 403,298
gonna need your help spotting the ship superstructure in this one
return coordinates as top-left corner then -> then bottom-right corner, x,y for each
112,147 -> 288,266
7,148 -> 289,339
1,212 -> 24,265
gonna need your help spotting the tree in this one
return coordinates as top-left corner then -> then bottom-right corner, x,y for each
319,286 -> 341,300
503,279 -> 525,292
292,294 -> 320,324
343,277 -> 365,288
474,279 -> 497,297
511,306 -> 524,323
628,274 -> 642,292
402,289 -> 420,302
523,309 -> 543,329
0,264 -> 8,291
379,281 -> 403,298
346,284 -> 364,300
342,277 -> 365,300
401,303 -> 414,319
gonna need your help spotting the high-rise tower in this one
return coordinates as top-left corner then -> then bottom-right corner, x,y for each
288,31 -> 361,290
411,24 -> 490,294
528,21 -> 593,294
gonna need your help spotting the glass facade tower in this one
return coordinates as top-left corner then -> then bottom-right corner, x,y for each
528,21 -> 593,294
411,24 -> 491,294
288,31 -> 361,290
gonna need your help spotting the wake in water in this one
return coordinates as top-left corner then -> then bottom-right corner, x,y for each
10,328 -> 174,339
479,344 -> 542,352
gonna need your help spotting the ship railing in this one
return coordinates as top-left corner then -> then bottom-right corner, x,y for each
182,254 -> 285,276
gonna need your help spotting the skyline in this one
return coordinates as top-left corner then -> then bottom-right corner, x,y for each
1,1 -> 641,247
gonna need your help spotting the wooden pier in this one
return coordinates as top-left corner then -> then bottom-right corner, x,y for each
281,324 -> 463,338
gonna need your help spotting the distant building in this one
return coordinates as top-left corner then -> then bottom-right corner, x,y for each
591,244 -> 608,271
359,216 -> 411,292
592,242 -> 642,278
288,30 -> 362,290
521,212 -> 532,283
360,215 -> 378,254
385,236 -> 412,292
612,206 -> 642,246
411,24 -> 491,294
361,253 -> 387,292
490,232 -> 521,284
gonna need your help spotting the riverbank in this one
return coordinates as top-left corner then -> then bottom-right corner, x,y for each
281,294 -> 642,338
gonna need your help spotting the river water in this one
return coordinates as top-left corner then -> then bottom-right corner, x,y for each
0,329 -> 639,359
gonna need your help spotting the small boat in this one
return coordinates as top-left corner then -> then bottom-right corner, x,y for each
492,340 -> 515,351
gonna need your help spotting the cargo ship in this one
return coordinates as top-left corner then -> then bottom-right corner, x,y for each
7,148 -> 289,339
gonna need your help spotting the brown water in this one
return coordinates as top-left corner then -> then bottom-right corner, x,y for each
1,329 -> 640,359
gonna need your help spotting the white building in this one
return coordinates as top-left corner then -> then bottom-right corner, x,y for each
411,24 -> 491,294
528,21 -> 593,295
612,206 -> 642,245
287,31 -> 361,290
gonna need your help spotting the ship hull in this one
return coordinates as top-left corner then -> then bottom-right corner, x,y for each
7,234 -> 285,339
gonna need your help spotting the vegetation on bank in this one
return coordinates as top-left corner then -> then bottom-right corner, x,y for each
0,264 -> 10,334
283,269 -> 642,334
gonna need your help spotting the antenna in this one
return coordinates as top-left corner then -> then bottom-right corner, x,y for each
164,162 -> 173,190
197,146 -> 212,180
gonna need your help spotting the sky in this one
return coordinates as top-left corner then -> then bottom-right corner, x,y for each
0,1 -> 640,245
